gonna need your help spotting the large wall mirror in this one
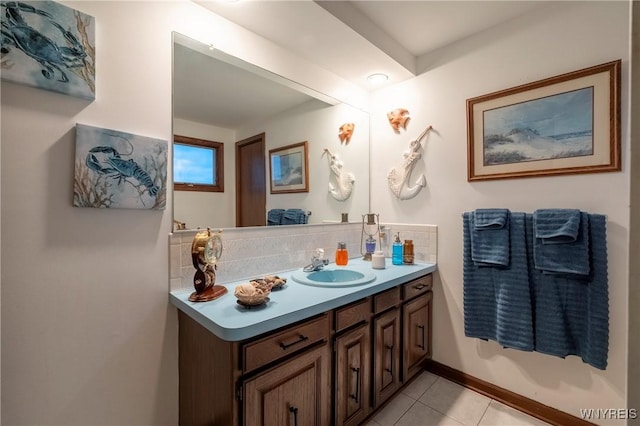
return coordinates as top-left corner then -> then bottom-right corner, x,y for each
172,32 -> 370,231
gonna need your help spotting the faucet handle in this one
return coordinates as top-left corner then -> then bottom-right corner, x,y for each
313,248 -> 325,260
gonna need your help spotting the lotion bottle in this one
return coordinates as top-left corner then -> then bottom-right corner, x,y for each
372,250 -> 386,269
392,233 -> 403,265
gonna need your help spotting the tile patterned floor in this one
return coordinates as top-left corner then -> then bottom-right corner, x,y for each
365,372 -> 552,426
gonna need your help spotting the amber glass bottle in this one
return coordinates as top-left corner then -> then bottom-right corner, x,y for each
335,242 -> 349,266
403,240 -> 414,264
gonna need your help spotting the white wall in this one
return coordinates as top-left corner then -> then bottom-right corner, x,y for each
370,1 -> 631,422
0,2 -> 363,424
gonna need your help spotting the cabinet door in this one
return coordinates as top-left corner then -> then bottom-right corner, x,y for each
403,292 -> 433,381
244,344 -> 330,426
335,323 -> 370,426
373,308 -> 401,405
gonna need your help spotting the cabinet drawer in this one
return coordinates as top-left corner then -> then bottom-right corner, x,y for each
374,287 -> 400,314
335,298 -> 371,333
243,314 -> 329,373
403,274 -> 432,301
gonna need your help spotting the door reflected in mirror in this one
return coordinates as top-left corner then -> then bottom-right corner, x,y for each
172,32 -> 370,231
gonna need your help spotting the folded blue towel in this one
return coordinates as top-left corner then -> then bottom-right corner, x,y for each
267,209 -> 285,226
470,209 -> 510,267
474,209 -> 509,229
463,212 -> 533,351
282,209 -> 307,225
534,209 -> 581,242
527,213 -> 609,370
533,210 -> 590,275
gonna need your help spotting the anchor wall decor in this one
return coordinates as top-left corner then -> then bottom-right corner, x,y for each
322,148 -> 355,201
387,126 -> 433,200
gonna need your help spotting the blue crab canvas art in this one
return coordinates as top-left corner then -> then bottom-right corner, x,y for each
1,1 -> 95,100
74,124 -> 168,210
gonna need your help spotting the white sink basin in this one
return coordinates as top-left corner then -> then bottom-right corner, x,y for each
291,268 -> 376,287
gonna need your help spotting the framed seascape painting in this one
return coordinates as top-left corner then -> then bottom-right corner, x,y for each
269,141 -> 309,194
0,0 -> 96,100
466,60 -> 621,181
74,124 -> 168,210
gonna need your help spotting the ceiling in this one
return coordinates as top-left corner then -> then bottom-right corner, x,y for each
173,37 -> 328,128
175,1 -> 550,128
195,0 -> 550,90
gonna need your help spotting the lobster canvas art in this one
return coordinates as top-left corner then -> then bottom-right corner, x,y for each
74,124 -> 168,210
1,1 -> 95,100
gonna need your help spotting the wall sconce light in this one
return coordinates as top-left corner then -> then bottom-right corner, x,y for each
361,213 -> 381,261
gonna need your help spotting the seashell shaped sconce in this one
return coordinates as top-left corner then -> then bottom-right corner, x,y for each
387,108 -> 410,132
338,123 -> 355,144
322,148 -> 355,201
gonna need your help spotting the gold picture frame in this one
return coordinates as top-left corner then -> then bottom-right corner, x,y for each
269,141 -> 309,194
467,60 -> 621,181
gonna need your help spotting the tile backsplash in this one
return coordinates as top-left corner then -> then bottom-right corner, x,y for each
169,222 -> 437,291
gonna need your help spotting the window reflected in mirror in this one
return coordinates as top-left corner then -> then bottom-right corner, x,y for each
174,135 -> 224,192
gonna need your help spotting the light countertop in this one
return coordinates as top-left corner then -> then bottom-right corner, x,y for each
170,258 -> 436,341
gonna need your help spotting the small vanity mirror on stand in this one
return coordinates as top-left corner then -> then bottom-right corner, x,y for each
190,228 -> 227,302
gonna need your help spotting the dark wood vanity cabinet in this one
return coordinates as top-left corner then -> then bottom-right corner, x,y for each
177,273 -> 433,426
244,343 -> 331,425
403,291 -> 432,380
373,305 -> 401,406
335,323 -> 370,426
178,312 -> 331,426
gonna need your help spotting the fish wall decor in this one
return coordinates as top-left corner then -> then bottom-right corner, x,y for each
322,148 -> 355,201
387,126 -> 433,200
387,108 -> 410,132
338,122 -> 355,144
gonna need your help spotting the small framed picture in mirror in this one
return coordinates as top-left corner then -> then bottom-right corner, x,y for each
269,141 -> 309,194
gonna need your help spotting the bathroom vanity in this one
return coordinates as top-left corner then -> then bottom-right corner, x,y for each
170,259 -> 435,425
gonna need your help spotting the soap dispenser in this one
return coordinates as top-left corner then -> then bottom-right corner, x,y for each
335,242 -> 349,266
392,233 -> 403,265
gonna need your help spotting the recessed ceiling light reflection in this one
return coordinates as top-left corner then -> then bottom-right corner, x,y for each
367,73 -> 389,84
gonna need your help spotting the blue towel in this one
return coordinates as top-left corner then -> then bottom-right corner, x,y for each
533,210 -> 590,275
267,209 -> 285,226
534,209 -> 581,242
470,209 -> 510,266
475,209 -> 509,229
463,212 -> 534,351
527,213 -> 609,370
282,209 -> 307,225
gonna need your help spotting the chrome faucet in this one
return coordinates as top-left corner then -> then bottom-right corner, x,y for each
303,248 -> 329,272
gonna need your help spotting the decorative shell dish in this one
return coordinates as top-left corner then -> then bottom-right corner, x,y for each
262,275 -> 287,289
234,276 -> 287,307
234,282 -> 270,306
234,281 -> 271,306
